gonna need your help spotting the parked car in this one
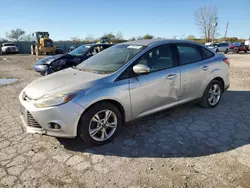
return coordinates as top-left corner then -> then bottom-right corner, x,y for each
20,39 -> 230,146
229,42 -> 248,53
213,42 -> 230,53
1,43 -> 19,54
206,43 -> 218,51
55,47 -> 65,54
33,43 -> 112,75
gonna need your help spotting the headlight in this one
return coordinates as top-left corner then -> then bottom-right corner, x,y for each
33,91 -> 78,108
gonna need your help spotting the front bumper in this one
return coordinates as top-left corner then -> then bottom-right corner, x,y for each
19,92 -> 85,138
33,64 -> 48,73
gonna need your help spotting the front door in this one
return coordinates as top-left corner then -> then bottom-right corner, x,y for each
129,44 -> 180,119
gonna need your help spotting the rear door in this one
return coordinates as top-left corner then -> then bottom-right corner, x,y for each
175,43 -> 213,103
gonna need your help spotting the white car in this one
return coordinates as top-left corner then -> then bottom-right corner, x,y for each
1,43 -> 19,54
206,42 -> 229,54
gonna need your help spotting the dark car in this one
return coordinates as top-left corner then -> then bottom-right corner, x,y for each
55,47 -> 65,54
229,42 -> 248,53
33,43 -> 113,75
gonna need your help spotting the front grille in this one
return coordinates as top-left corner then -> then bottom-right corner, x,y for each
27,111 -> 42,128
44,39 -> 53,47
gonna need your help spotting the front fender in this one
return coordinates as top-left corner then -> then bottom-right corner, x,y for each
72,79 -> 132,122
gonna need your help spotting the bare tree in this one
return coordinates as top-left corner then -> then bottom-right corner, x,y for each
71,37 -> 81,42
115,31 -> 123,40
20,33 -> 33,41
186,35 -> 195,40
5,28 -> 25,41
194,6 -> 218,42
85,35 -> 95,42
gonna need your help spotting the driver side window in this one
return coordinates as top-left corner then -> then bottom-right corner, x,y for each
136,44 -> 174,72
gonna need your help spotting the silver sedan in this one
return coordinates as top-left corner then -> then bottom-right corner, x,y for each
19,39 -> 230,145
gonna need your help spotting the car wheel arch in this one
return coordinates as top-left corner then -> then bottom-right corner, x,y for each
77,99 -> 126,132
212,77 -> 225,92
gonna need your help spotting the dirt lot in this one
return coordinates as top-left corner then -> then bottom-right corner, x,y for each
0,54 -> 250,188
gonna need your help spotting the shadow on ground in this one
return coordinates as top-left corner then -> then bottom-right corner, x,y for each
58,90 -> 250,158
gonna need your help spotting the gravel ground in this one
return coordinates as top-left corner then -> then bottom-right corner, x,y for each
0,54 -> 250,188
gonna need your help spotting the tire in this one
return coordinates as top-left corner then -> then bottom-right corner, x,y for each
30,46 -> 35,55
224,49 -> 228,54
215,49 -> 219,53
78,102 -> 122,146
244,50 -> 247,53
35,46 -> 41,56
200,80 -> 222,108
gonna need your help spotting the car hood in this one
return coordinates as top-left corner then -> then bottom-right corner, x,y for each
23,68 -> 108,100
36,54 -> 65,65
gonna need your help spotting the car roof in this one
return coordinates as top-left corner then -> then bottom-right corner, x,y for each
121,39 -> 199,46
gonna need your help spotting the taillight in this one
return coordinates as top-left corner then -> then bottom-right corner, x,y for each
223,58 -> 230,66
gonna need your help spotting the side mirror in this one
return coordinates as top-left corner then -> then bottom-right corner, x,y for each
133,64 -> 150,74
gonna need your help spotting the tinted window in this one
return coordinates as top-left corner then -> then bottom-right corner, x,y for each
200,47 -> 214,59
136,45 -> 174,72
218,43 -> 228,47
69,45 -> 90,56
177,45 -> 202,65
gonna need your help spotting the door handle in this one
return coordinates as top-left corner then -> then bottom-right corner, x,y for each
202,65 -> 209,71
166,73 -> 177,80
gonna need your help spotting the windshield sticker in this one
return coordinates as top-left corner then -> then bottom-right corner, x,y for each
127,45 -> 143,49
85,45 -> 91,48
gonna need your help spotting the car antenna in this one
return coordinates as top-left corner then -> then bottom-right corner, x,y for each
180,33 -> 185,40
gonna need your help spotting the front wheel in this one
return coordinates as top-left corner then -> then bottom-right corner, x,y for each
224,49 -> 228,54
78,102 -> 122,146
200,80 -> 222,108
245,50 -> 247,53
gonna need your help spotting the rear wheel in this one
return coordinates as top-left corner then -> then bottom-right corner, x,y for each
200,80 -> 222,108
35,46 -> 41,56
245,50 -> 247,53
215,49 -> 219,53
224,49 -> 228,54
78,102 -> 122,146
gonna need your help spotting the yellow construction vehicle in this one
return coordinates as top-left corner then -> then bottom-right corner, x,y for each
30,32 -> 56,55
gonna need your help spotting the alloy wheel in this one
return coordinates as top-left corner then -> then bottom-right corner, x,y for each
89,110 -> 117,141
208,84 -> 221,106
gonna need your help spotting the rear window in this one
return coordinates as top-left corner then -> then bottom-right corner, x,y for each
177,45 -> 202,65
200,47 -> 214,59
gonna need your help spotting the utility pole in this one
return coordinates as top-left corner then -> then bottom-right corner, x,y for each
212,17 -> 218,43
224,22 -> 229,41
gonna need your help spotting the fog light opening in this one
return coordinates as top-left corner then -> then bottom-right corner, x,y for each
49,123 -> 61,130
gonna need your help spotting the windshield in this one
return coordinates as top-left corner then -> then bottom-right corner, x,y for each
232,42 -> 241,46
3,43 -> 15,47
69,45 -> 91,56
77,44 -> 146,74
